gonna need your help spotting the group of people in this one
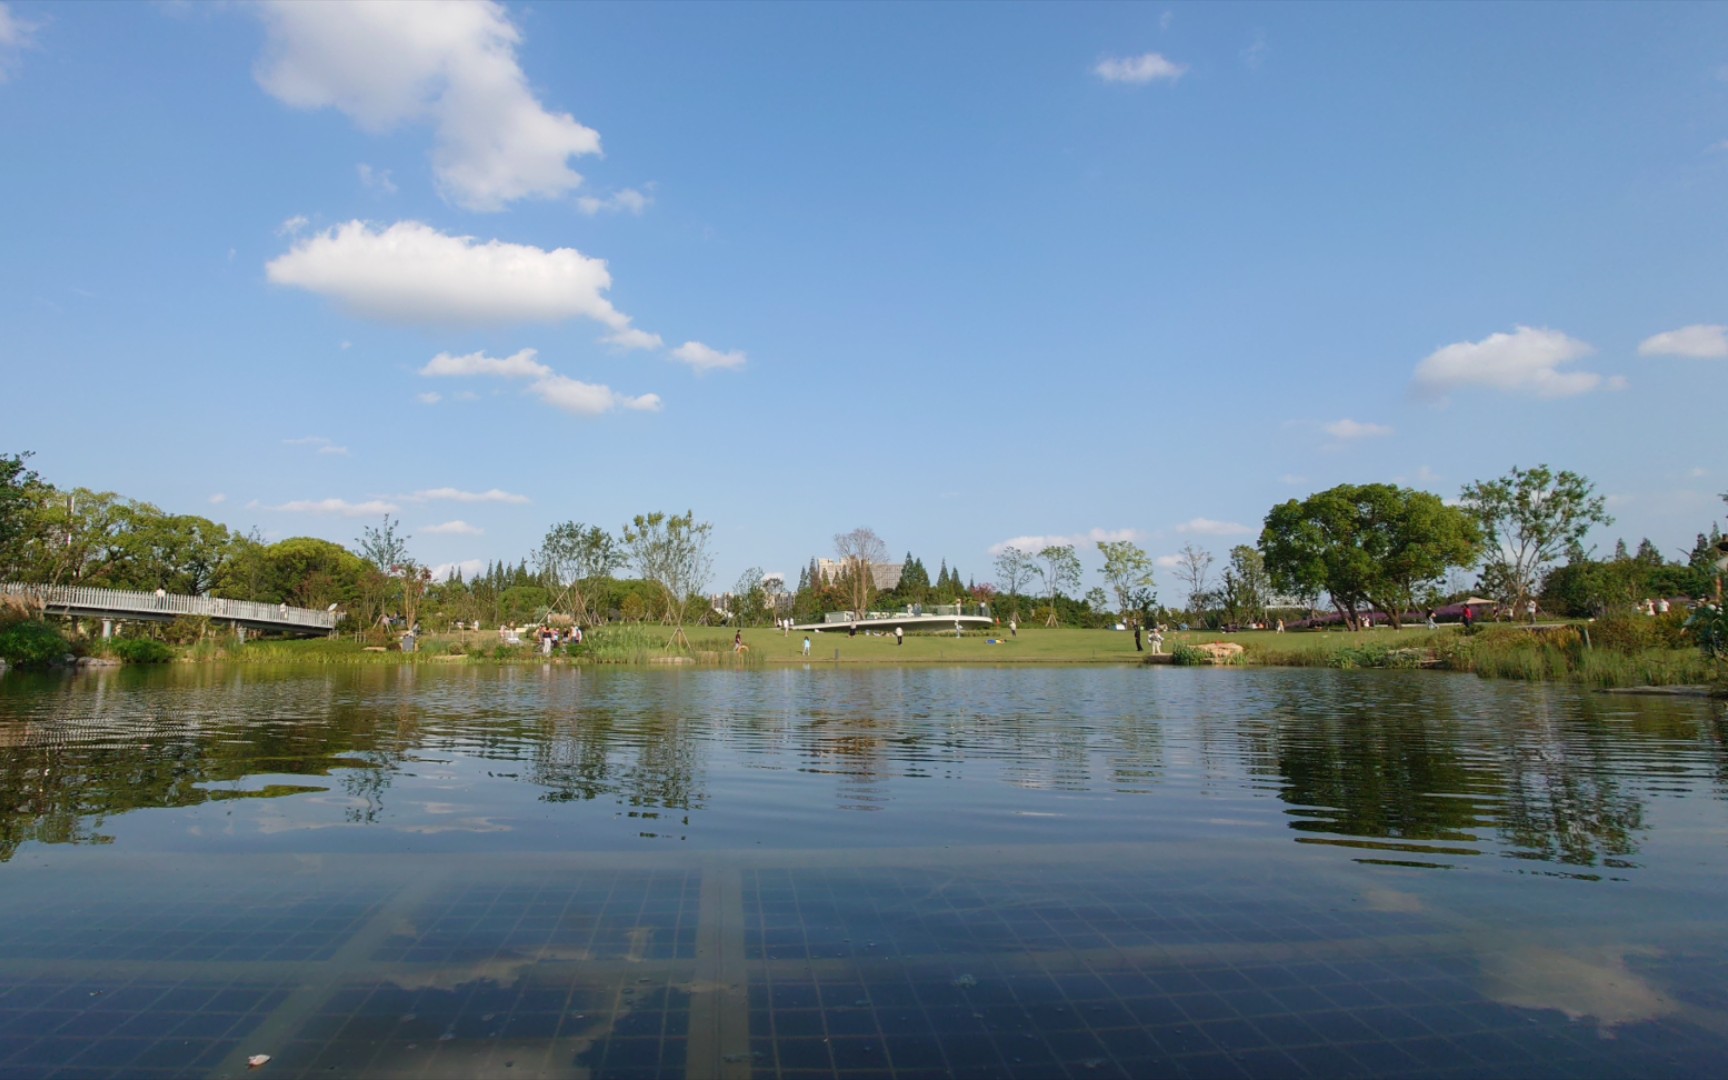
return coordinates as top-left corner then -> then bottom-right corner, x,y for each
525,624 -> 583,655
1640,597 -> 1673,616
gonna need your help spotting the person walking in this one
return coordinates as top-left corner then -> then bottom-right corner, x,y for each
1134,624 -> 1143,652
1526,599 -> 1538,625
1009,617 -> 1017,638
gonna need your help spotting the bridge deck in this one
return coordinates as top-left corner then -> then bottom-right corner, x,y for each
2,583 -> 338,636
790,614 -> 996,634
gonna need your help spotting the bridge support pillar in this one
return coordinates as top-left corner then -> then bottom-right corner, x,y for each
101,619 -> 113,639
233,621 -> 246,643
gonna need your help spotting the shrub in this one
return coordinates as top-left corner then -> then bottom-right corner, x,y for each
1589,614 -> 1687,654
1169,644 -> 1211,665
106,637 -> 174,664
0,620 -> 71,667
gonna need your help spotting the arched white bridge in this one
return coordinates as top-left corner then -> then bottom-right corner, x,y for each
1,583 -> 338,638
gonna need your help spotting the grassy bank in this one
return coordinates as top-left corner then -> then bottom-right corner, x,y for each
138,621 -> 1722,690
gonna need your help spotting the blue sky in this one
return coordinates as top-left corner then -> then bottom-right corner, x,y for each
3,1 -> 1724,593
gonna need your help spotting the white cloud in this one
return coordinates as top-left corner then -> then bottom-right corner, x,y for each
987,527 -> 1143,556
276,214 -> 310,236
420,347 -> 550,379
396,487 -> 530,505
270,498 -> 400,517
1323,418 -> 1393,440
603,327 -> 664,351
1094,52 -> 1187,85
418,348 -> 660,418
208,493 -> 227,505
0,3 -> 40,82
357,162 -> 397,194
431,558 -> 486,582
267,220 -> 633,329
1279,473 -> 1307,486
528,374 -> 662,416
284,435 -> 349,456
415,392 -> 441,405
671,340 -> 746,372
1689,466 -> 1708,478
1175,518 -> 1253,537
1638,324 -> 1728,360
422,520 -> 482,536
1411,326 -> 1608,400
577,187 -> 652,216
253,0 -> 600,211
1154,554 -> 1184,570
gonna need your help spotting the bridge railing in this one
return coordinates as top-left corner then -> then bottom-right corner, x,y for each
0,583 -> 338,630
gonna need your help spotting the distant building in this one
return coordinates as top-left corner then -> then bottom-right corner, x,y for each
816,558 -> 902,592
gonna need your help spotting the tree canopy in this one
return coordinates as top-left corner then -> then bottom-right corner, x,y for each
1260,482 -> 1481,629
1459,464 -> 1611,613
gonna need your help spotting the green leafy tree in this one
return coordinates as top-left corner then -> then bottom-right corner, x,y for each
1261,483 -> 1481,629
1097,540 -> 1155,622
731,566 -> 769,626
1220,545 -> 1272,626
536,521 -> 624,627
1459,465 -> 1611,615
993,546 -> 1037,618
1035,544 -> 1082,626
622,511 -> 714,644
0,452 -> 45,581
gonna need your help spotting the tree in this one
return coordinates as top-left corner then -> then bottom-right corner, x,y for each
536,522 -> 623,627
1172,543 -> 1214,617
731,566 -> 768,626
1219,545 -> 1272,626
623,510 -> 713,645
1260,483 -> 1482,629
993,546 -> 1037,617
356,515 -> 414,629
1097,540 -> 1155,622
833,526 -> 889,619
1459,465 -> 1612,615
0,452 -> 44,581
1035,544 -> 1082,626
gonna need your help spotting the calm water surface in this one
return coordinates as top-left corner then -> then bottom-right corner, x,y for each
0,664 -> 1725,1079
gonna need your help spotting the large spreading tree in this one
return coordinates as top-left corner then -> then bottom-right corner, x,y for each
1260,483 -> 1482,629
1096,539 -> 1156,623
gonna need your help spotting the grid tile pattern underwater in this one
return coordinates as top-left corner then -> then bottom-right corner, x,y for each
0,665 -> 1725,1078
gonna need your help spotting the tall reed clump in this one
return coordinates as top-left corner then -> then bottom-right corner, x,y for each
1460,623 -> 1716,687
566,624 -> 663,665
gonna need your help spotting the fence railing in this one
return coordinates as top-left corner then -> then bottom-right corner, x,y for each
0,582 -> 338,630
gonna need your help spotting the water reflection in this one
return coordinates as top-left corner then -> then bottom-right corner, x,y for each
0,666 -> 1722,876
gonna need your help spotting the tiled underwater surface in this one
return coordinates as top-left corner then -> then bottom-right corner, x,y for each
0,665 -> 1725,1077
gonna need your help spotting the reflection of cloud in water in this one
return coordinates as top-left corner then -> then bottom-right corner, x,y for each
1362,887 -> 1423,913
419,802 -> 462,815
1481,944 -> 1674,1033
397,817 -> 511,834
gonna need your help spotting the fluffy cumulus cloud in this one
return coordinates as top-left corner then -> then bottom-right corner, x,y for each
1323,418 -> 1393,440
267,221 -> 643,333
1094,52 -> 1187,84
420,347 -> 551,379
253,0 -> 600,211
530,375 -> 661,416
418,347 -> 660,417
1175,518 -> 1254,537
1638,324 -> 1728,359
671,341 -> 746,372
269,498 -> 400,517
604,327 -> 664,352
422,520 -> 482,536
0,3 -> 40,82
987,527 -> 1142,556
1411,326 -> 1610,400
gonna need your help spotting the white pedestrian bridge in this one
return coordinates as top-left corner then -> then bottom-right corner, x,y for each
1,583 -> 338,637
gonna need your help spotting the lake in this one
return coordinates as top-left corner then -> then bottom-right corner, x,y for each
0,664 -> 1724,1078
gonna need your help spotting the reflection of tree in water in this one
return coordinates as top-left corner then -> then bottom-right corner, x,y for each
0,672 -> 409,860
530,713 -> 703,823
1261,678 -> 1718,868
